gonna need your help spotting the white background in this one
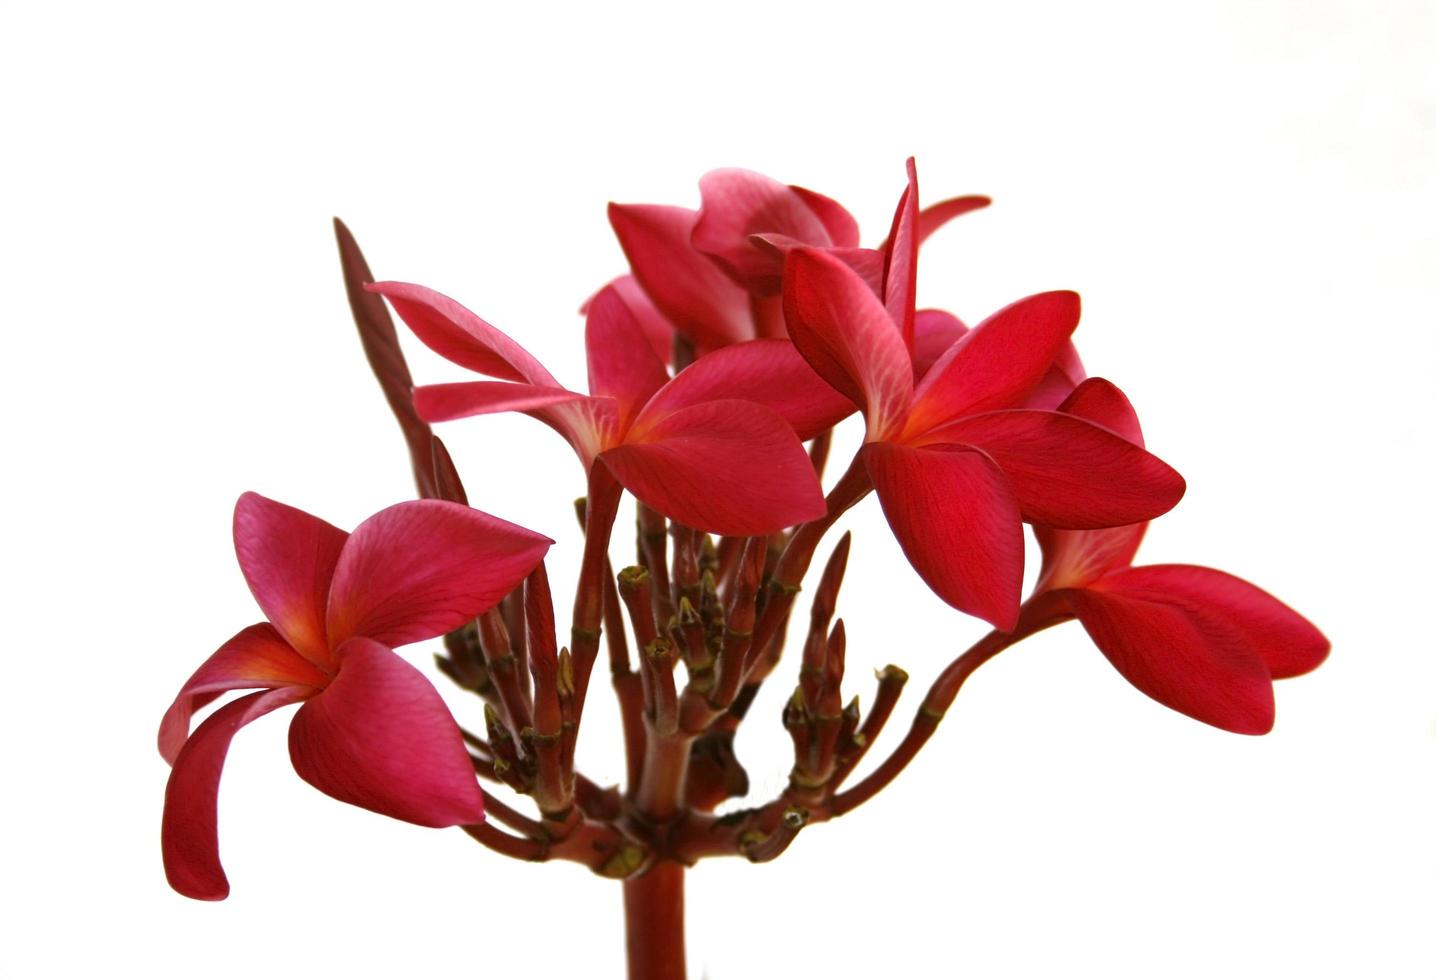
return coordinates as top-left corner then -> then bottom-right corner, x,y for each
3,1 -> 1433,977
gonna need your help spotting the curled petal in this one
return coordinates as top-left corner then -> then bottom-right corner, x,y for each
638,339 -> 855,441
880,158 -> 920,349
912,309 -> 968,380
693,169 -> 855,293
607,203 -> 755,350
1094,565 -> 1329,679
906,290 -> 1081,436
326,500 -> 551,649
790,186 -> 861,248
162,687 -> 309,900
367,281 -> 556,386
750,234 -> 885,296
585,285 -> 669,426
921,410 -> 1185,528
233,493 -> 349,666
159,623 -> 327,764
915,195 -> 991,246
782,247 -> 913,440
864,441 -> 1023,630
1056,377 -> 1144,445
603,400 -> 825,535
1067,587 -> 1276,735
289,638 -> 484,826
1024,340 -> 1087,410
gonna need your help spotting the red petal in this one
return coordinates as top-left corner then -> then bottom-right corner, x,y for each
864,441 -> 1023,630
232,493 -> 349,666
607,203 -> 755,350
1024,340 -> 1088,410
1068,586 -> 1276,734
880,158 -> 920,350
162,687 -> 309,900
603,399 -> 825,535
289,638 -> 484,826
1056,376 -> 1144,445
750,233 -> 886,296
915,195 -> 991,246
413,381 -> 591,423
583,275 -> 674,364
1094,565 -> 1329,679
790,185 -> 861,247
693,169 -> 853,294
637,339 -> 855,441
782,247 -> 913,440
326,500 -> 551,648
366,281 -> 556,385
159,623 -> 327,765
585,284 -> 670,426
922,410 -> 1185,528
912,309 -> 968,380
906,290 -> 1081,436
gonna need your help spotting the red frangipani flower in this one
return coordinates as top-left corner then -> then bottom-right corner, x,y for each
158,493 -> 551,900
1033,378 -> 1329,734
367,280 -> 849,536
782,169 -> 1187,631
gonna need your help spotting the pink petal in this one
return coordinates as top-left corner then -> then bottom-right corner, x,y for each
915,195 -> 991,246
693,168 -> 853,294
366,281 -> 557,386
159,623 -> 328,765
749,234 -> 886,296
607,203 -> 756,351
602,399 -> 825,535
232,492 -> 349,667
880,158 -> 920,350
864,441 -> 1023,630
1093,565 -> 1329,679
585,284 -> 670,427
162,687 -> 309,900
288,638 -> 484,826
920,410 -> 1185,528
583,275 -> 674,364
1067,586 -> 1276,734
413,381 -> 592,423
782,247 -> 914,440
636,339 -> 855,441
906,290 -> 1081,436
326,500 -> 551,649
912,309 -> 968,380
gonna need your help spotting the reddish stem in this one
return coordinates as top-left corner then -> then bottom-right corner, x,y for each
623,862 -> 687,980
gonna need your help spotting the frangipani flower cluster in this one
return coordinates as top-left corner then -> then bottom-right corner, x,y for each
160,158 -> 1326,980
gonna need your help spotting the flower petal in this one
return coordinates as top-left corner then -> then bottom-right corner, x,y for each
693,168 -> 854,294
326,500 -> 551,649
288,638 -> 484,826
162,687 -> 309,900
583,275 -> 674,364
782,247 -> 913,440
233,493 -> 349,666
159,623 -> 327,765
607,203 -> 755,350
413,381 -> 592,423
585,284 -> 670,427
915,194 -> 991,246
921,410 -> 1185,529
880,158 -> 920,350
912,309 -> 968,380
636,339 -> 855,441
864,441 -> 1023,630
1067,586 -> 1276,734
602,399 -> 825,535
790,185 -> 861,248
1093,565 -> 1329,679
366,281 -> 557,385
1056,376 -> 1143,445
906,290 -> 1081,436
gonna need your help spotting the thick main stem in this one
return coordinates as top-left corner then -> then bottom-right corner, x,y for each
623,862 -> 686,980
